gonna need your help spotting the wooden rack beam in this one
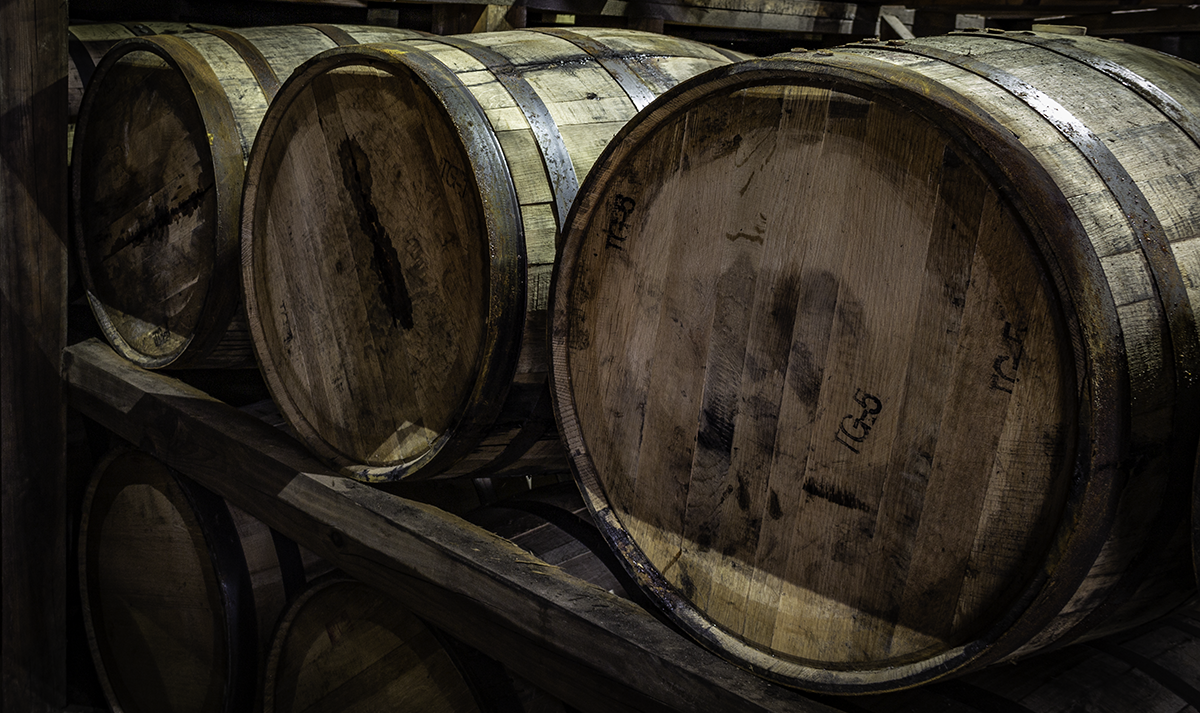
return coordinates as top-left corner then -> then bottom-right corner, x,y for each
64,338 -> 832,713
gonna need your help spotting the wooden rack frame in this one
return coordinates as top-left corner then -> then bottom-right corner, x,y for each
64,339 -> 828,713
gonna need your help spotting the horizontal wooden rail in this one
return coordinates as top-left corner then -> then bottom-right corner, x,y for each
64,338 -> 830,713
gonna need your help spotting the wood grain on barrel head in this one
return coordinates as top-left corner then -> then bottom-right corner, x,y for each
552,30 -> 1199,692
252,63 -> 488,469
242,30 -> 743,481
563,82 -> 1073,668
77,50 -> 217,365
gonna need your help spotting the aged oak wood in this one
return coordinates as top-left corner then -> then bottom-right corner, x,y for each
79,448 -> 331,713
551,30 -> 1200,693
68,22 -> 221,156
1,0 -> 68,710
240,29 -> 744,482
64,338 -> 830,713
71,24 -> 427,370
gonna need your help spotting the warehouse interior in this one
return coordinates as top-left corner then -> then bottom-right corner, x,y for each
4,0 -> 1200,711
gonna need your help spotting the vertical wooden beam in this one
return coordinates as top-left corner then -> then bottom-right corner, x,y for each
1,0 -> 68,709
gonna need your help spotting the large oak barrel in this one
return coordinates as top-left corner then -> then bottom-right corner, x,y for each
239,29 -> 745,481
79,448 -> 331,713
550,30 -> 1200,692
71,24 -> 427,369
263,576 -> 572,713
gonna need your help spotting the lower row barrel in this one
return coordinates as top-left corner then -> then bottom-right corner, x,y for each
549,29 -> 1200,693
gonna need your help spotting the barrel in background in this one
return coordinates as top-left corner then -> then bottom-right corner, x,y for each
550,30 -> 1200,692
264,575 -> 576,713
71,24 -> 427,370
79,448 -> 330,713
240,29 -> 745,482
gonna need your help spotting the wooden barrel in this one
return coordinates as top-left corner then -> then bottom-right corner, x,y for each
843,603 -> 1200,712
263,575 -> 572,713
239,29 -> 746,481
70,24 -> 427,369
79,448 -> 331,713
550,30 -> 1200,693
69,23 -> 222,157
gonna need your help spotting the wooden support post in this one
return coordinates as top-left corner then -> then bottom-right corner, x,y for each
1,0 -> 68,710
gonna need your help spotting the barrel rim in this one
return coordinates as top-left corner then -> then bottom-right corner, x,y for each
79,447 -> 258,713
549,49 -> 1129,693
239,42 -> 525,482
71,35 -> 245,369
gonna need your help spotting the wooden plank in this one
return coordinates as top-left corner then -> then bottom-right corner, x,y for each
63,338 -> 830,713
592,0 -> 879,33
1,0 -> 68,710
1037,7 -> 1200,35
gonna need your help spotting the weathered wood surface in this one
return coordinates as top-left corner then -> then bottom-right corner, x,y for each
241,29 -> 743,482
1,0 -> 68,709
265,577 -> 530,713
847,603 -> 1200,712
551,29 -> 1200,693
71,24 -> 426,370
64,338 -> 830,713
69,23 -> 220,132
80,448 -> 330,713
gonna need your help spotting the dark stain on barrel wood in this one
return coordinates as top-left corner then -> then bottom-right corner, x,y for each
801,478 -> 872,514
104,184 -> 212,260
338,137 -> 415,331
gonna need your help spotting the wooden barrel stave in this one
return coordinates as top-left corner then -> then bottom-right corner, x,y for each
241,30 -> 744,481
72,25 -> 428,370
80,448 -> 331,713
550,30 -> 1200,692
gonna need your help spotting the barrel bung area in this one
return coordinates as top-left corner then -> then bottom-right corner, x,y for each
3,0 -> 1200,711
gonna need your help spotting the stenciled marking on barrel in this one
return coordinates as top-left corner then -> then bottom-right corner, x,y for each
337,136 -> 415,331
605,194 -> 636,250
834,388 -> 882,454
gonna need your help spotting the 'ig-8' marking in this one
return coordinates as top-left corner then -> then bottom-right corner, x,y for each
835,388 -> 882,454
